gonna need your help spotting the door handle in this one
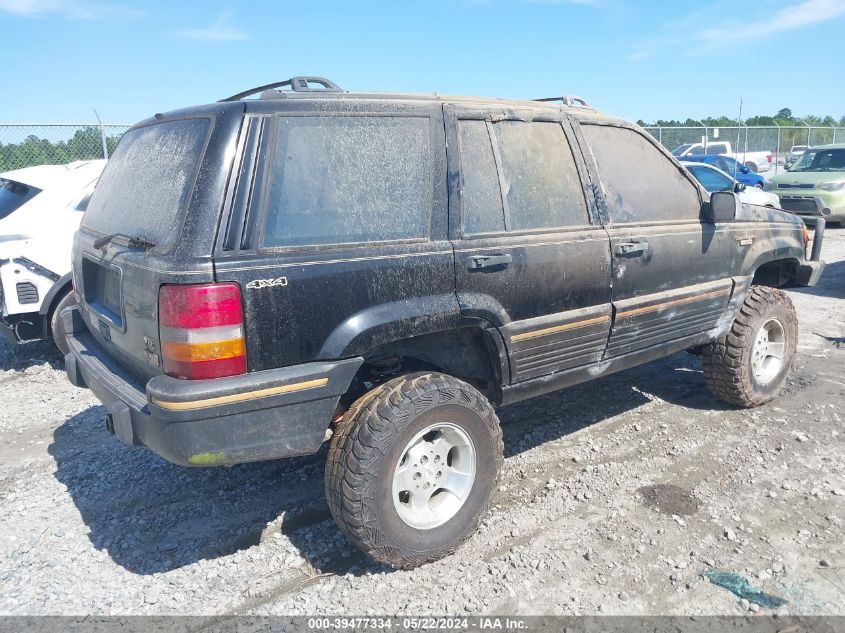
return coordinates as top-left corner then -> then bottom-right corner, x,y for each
467,253 -> 513,270
614,241 -> 649,256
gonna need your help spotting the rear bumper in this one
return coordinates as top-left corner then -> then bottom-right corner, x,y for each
63,306 -> 363,466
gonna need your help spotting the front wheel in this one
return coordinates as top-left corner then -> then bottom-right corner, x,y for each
703,286 -> 797,408
325,372 -> 503,569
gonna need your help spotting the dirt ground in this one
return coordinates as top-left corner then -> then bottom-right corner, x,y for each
0,230 -> 842,617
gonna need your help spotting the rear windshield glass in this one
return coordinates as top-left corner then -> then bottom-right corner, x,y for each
81,118 -> 210,248
0,178 -> 41,221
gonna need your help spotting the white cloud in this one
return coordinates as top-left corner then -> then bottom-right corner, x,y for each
174,12 -> 249,42
629,0 -> 845,61
0,0 -> 130,18
699,0 -> 845,43
0,0 -> 61,16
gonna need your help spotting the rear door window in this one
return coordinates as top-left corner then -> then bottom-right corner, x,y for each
581,124 -> 701,223
457,120 -> 505,234
457,119 -> 588,235
81,118 -> 211,249
262,116 -> 432,248
493,121 -> 589,231
0,178 -> 41,221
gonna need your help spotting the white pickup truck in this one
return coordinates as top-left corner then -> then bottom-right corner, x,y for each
671,141 -> 773,173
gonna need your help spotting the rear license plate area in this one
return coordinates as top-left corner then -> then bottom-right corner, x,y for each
82,256 -> 124,328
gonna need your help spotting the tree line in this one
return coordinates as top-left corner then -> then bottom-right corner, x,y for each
638,108 -> 845,128
0,126 -> 123,173
2,108 -> 843,174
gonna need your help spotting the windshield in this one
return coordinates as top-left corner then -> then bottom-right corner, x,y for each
81,117 -> 211,249
789,148 -> 845,172
671,143 -> 694,156
0,178 -> 42,221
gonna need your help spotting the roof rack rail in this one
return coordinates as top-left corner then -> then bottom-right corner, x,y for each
220,76 -> 343,102
534,96 -> 591,108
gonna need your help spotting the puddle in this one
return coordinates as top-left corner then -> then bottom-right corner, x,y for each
638,483 -> 700,516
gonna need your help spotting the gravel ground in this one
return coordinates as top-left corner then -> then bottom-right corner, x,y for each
0,231 -> 843,617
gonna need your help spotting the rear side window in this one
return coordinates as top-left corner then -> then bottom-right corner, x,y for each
0,178 -> 41,221
263,116 -> 432,248
82,118 -> 211,248
581,124 -> 701,223
494,121 -> 588,231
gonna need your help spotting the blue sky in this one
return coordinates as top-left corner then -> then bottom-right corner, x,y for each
1,0 -> 844,124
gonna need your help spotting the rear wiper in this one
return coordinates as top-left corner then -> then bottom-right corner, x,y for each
93,233 -> 157,251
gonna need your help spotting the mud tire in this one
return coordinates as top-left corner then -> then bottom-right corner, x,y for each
703,286 -> 797,408
325,372 -> 503,569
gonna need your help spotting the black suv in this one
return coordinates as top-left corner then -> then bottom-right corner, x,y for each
63,76 -> 825,568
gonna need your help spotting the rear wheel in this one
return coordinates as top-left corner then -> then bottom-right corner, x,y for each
325,372 -> 503,569
49,290 -> 76,357
703,286 -> 797,407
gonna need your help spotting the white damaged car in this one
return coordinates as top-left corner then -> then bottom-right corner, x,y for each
0,159 -> 106,354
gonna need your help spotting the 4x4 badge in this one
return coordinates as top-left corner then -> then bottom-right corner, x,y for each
246,276 -> 288,289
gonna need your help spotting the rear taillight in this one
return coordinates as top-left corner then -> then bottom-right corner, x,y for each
159,283 -> 246,380
767,153 -> 773,163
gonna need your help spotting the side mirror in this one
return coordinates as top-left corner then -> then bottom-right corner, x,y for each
705,191 -> 740,223
734,182 -> 746,193
784,161 -> 793,170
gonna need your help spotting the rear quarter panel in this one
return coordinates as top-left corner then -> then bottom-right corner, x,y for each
213,100 -> 463,372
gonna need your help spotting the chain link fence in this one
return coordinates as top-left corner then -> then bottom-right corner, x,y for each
0,124 -> 131,172
644,125 -> 845,174
2,122 -> 844,176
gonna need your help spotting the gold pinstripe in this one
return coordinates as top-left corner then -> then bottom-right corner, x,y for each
151,377 -> 329,411
616,288 -> 730,319
510,315 -> 610,343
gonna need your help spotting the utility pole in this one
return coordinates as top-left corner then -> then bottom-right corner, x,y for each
94,108 -> 108,160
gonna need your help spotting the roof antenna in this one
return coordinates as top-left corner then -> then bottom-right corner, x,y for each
734,98 -> 743,181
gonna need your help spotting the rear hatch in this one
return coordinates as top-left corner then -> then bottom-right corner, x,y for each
73,105 -> 243,381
